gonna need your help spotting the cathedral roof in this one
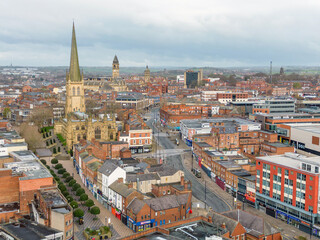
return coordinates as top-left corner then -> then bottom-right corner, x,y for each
113,55 -> 119,64
69,22 -> 81,82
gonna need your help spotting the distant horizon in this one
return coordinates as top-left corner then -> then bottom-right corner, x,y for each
2,1 -> 320,67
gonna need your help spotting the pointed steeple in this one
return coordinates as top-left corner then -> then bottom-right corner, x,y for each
69,22 -> 81,82
113,55 -> 119,64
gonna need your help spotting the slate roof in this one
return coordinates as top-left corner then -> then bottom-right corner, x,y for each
210,211 -> 238,234
127,198 -> 145,215
126,173 -> 160,182
147,164 -> 179,177
222,210 -> 278,236
109,181 -> 136,198
98,161 -> 118,176
145,194 -> 189,211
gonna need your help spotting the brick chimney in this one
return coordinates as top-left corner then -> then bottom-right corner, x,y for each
117,178 -> 123,183
87,148 -> 93,156
184,180 -> 189,190
127,182 -> 133,189
180,175 -> 185,186
221,222 -> 226,229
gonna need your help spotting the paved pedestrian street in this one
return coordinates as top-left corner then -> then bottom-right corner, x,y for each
50,159 -> 133,240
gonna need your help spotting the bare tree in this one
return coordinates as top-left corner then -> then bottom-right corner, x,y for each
18,123 -> 45,151
29,107 -> 53,128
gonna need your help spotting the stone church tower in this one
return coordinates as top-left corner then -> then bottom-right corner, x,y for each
65,23 -> 86,117
144,65 -> 150,83
112,55 -> 119,79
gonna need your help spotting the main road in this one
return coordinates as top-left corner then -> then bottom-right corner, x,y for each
145,108 -> 231,213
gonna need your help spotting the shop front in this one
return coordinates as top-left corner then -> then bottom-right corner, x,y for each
127,217 -> 155,232
215,176 -> 225,190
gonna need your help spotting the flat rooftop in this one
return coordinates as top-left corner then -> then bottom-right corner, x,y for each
1,219 -> 61,239
40,189 -> 69,209
258,152 -> 320,173
5,161 -> 52,180
290,124 -> 320,135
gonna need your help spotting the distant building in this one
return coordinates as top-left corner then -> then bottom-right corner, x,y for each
176,75 -> 184,84
112,55 -> 120,79
252,99 -> 295,114
184,69 -> 203,88
144,65 -> 150,83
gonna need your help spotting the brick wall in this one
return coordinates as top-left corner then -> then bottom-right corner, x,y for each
0,170 -> 20,204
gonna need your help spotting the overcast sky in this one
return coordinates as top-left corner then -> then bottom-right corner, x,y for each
1,0 -> 320,67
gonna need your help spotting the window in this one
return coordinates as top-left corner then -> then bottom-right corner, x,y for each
307,165 -> 311,172
309,186 -> 312,190
77,86 -> 80,95
285,169 -> 289,176
302,163 -> 306,170
273,166 -> 276,170
141,215 -> 143,220
95,127 -> 101,139
155,212 -> 157,216
309,195 -> 312,200
72,87 -> 75,96
278,168 -> 282,174
310,176 -> 313,181
309,206 -> 313,213
316,167 -> 319,173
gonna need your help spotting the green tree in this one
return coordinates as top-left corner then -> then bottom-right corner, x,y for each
70,201 -> 79,209
66,196 -> 74,202
62,190 -> 69,197
72,183 -> 81,191
80,193 -> 88,202
58,168 -> 66,174
51,158 -> 58,164
55,163 -> 63,169
63,172 -> 70,178
65,176 -> 73,182
73,208 -> 84,218
293,82 -> 302,89
3,107 -> 11,119
76,188 -> 85,196
40,159 -> 46,165
69,179 -> 76,186
58,184 -> 67,192
85,199 -> 94,209
90,206 -> 100,218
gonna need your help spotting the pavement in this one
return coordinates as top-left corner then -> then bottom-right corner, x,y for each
49,160 -> 133,240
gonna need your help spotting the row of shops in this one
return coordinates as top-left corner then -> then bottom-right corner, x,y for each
192,152 -> 256,207
257,199 -> 320,238
73,158 -> 156,232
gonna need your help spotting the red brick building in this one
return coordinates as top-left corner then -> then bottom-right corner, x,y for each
256,153 -> 320,233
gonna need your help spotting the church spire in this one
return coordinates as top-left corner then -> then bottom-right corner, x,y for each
69,22 -> 81,81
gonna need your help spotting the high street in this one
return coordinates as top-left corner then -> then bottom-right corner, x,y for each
145,108 -> 232,213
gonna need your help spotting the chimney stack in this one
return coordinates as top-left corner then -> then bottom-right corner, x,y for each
184,180 -> 189,190
118,178 -> 123,183
221,222 -> 226,229
88,148 -> 93,156
180,175 -> 185,186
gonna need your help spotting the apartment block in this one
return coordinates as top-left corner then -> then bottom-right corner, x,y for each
256,153 -> 320,235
